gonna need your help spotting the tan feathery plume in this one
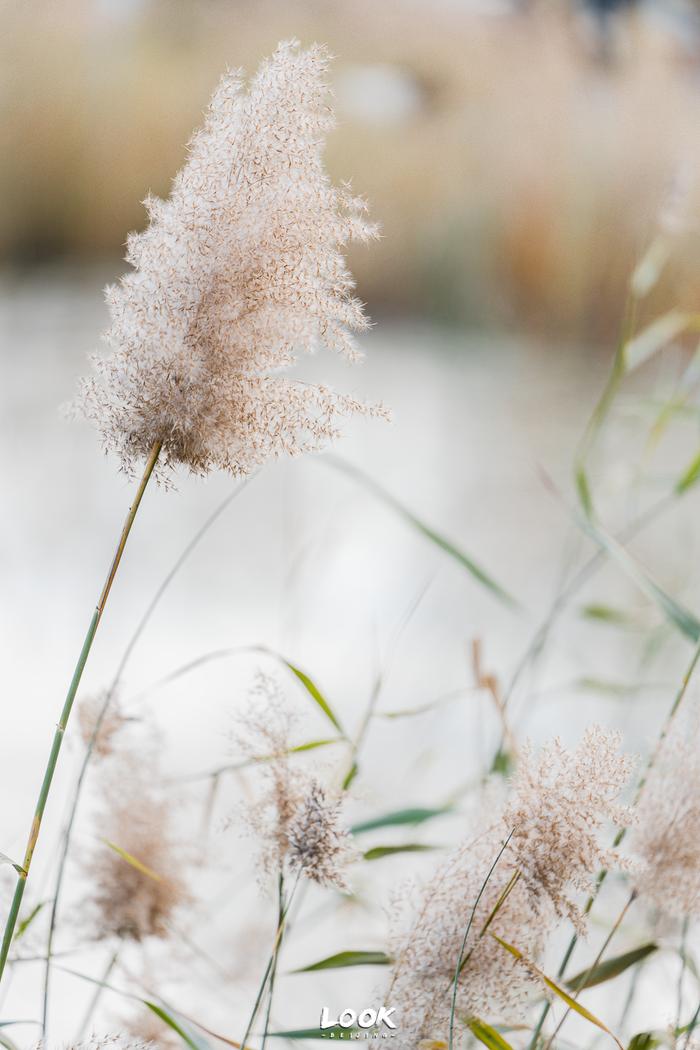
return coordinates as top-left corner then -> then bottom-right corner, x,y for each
235,674 -> 354,889
86,768 -> 189,943
386,726 -> 633,1047
632,704 -> 700,919
78,40 -> 383,478
77,693 -> 128,759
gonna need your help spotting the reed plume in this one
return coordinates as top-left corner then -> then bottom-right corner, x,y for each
78,39 -> 382,479
77,694 -> 127,759
386,726 -> 632,1047
87,768 -> 189,943
632,704 -> 700,919
237,675 -> 354,889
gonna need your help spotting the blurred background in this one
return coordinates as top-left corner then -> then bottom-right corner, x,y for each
5,0 -> 700,1045
5,0 -> 700,337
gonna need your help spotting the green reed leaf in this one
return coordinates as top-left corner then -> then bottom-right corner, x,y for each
579,517 -> 700,643
323,456 -> 518,607
351,806 -> 451,834
623,311 -> 700,372
581,604 -> 638,628
104,840 -> 162,881
342,762 -> 359,790
627,1033 -> 661,1050
145,1003 -> 213,1050
467,1018 -> 515,1050
566,943 -> 658,991
293,950 -> 392,973
283,661 -> 345,735
14,902 -> 46,941
363,844 -> 436,861
676,449 -> 700,495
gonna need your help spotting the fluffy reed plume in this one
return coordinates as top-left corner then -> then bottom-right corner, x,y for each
87,770 -> 188,942
78,40 -> 382,478
386,727 -> 632,1047
503,725 -> 634,933
632,706 -> 700,919
77,693 -> 127,759
237,675 -> 353,889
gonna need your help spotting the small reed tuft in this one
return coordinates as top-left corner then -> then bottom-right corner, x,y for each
86,768 -> 189,943
236,674 -> 354,890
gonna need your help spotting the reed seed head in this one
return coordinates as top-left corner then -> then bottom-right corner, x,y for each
78,40 -> 383,479
236,674 -> 353,889
386,725 -> 633,1045
87,773 -> 189,943
632,705 -> 700,919
77,693 -> 127,759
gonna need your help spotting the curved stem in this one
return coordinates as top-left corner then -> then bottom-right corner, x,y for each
41,477 -> 244,1032
0,441 -> 161,992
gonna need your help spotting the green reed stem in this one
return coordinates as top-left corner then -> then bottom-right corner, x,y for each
75,948 -> 119,1041
241,873 -> 299,1050
42,479 -> 243,1033
260,873 -> 285,1050
0,439 -> 162,988
529,637 -> 700,1049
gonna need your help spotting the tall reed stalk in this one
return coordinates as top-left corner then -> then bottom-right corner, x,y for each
0,439 -> 161,985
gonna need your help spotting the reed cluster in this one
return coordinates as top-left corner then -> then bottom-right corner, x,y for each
3,31 -> 700,1050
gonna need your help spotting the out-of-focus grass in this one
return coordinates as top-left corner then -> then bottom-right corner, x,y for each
3,0 -> 700,340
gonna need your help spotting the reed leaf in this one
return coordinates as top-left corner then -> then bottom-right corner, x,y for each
676,450 -> 700,495
145,1002 -> 214,1050
492,935 -> 624,1050
578,517 -> 700,643
622,311 -> 700,372
14,902 -> 46,941
566,943 -> 657,991
292,950 -> 392,972
363,843 -> 436,860
467,1018 -> 515,1050
351,806 -> 451,834
627,1033 -> 661,1050
322,456 -> 518,607
282,660 -> 345,735
104,840 -> 162,881
0,853 -> 22,875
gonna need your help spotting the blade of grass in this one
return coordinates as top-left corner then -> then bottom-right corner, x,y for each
145,1003 -> 214,1050
103,841 -> 162,881
578,515 -> 700,642
292,950 -> 392,972
351,806 -> 451,834
468,1018 -> 515,1050
321,455 -> 518,607
492,936 -> 623,1050
565,943 -> 657,991
363,844 -> 436,861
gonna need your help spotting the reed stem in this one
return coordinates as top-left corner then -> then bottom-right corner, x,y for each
0,440 -> 162,988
